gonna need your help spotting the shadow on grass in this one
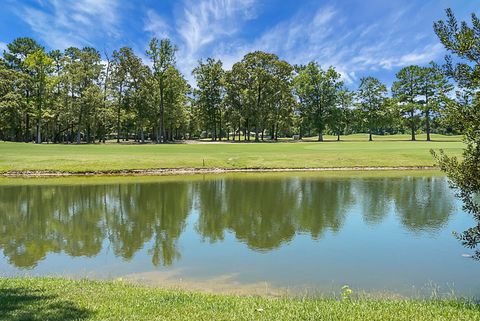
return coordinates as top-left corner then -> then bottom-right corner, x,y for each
0,287 -> 92,321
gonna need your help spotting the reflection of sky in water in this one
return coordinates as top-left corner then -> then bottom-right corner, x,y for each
0,173 -> 478,298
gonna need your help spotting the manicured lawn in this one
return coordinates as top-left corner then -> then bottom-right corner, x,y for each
0,278 -> 478,321
0,134 -> 463,173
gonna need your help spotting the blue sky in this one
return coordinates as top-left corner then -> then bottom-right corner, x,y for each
0,0 -> 477,87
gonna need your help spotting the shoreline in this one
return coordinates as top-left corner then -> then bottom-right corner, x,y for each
1,277 -> 478,320
0,166 -> 439,177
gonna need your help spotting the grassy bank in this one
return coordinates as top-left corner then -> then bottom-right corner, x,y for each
0,278 -> 478,321
0,170 -> 445,186
0,134 -> 463,173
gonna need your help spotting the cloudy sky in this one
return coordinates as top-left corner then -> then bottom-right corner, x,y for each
0,0 -> 477,87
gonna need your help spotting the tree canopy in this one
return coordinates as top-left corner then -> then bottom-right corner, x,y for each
433,8 -> 480,259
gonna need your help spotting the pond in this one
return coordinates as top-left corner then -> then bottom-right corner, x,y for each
0,172 -> 479,298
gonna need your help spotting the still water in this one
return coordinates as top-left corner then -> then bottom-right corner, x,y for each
0,172 -> 478,297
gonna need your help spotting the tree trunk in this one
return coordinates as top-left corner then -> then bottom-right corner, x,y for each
425,109 -> 431,141
77,105 -> 83,144
318,129 -> 323,142
35,94 -> 42,144
410,110 -> 416,141
158,80 -> 165,143
117,98 -> 122,143
24,90 -> 31,142
70,123 -> 74,143
369,130 -> 373,141
25,114 -> 30,142
219,113 -> 222,141
86,121 -> 91,144
36,119 -> 41,144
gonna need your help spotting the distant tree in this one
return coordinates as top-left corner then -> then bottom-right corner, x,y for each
146,38 -> 177,143
268,59 -> 294,140
111,48 -> 128,142
294,62 -> 342,141
3,37 -> 43,71
223,69 -> 245,140
331,87 -> 354,141
224,52 -> 293,141
63,47 -> 102,144
3,37 -> 43,142
163,66 -> 190,141
356,77 -> 388,141
25,49 -> 54,144
433,9 -> 480,258
193,58 -> 225,141
0,59 -> 27,141
111,47 -> 147,143
392,65 -> 423,141
419,63 -> 453,141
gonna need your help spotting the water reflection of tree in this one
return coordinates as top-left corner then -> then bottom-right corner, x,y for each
195,177 -> 298,250
358,178 -> 393,225
0,175 -> 457,269
391,176 -> 454,232
0,182 -> 191,268
195,177 -> 355,249
0,185 -> 105,267
357,176 -> 454,231
295,178 -> 355,239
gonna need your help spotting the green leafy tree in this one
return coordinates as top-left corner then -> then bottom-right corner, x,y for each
392,65 -> 423,141
356,77 -> 388,141
146,38 -> 177,143
294,62 -> 342,141
334,87 -> 354,140
224,67 -> 247,140
25,49 -> 54,144
433,9 -> 480,258
63,47 -> 102,143
419,63 -> 453,141
233,52 -> 290,141
163,66 -> 190,141
3,38 -> 43,142
111,47 -> 147,143
267,59 -> 294,140
0,59 -> 27,141
193,58 -> 225,140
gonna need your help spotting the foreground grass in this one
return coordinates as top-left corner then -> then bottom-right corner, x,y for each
0,278 -> 478,321
0,134 -> 463,173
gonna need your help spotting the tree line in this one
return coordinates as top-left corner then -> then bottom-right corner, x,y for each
0,30 -> 458,144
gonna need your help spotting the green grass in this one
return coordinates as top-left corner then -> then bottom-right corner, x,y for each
0,134 -> 464,173
0,278 -> 478,321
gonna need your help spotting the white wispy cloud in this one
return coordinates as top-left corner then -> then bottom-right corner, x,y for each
14,0 -> 121,49
144,2 -> 443,86
9,0 -> 445,87
242,4 -> 444,84
144,9 -> 170,39
145,0 -> 258,83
